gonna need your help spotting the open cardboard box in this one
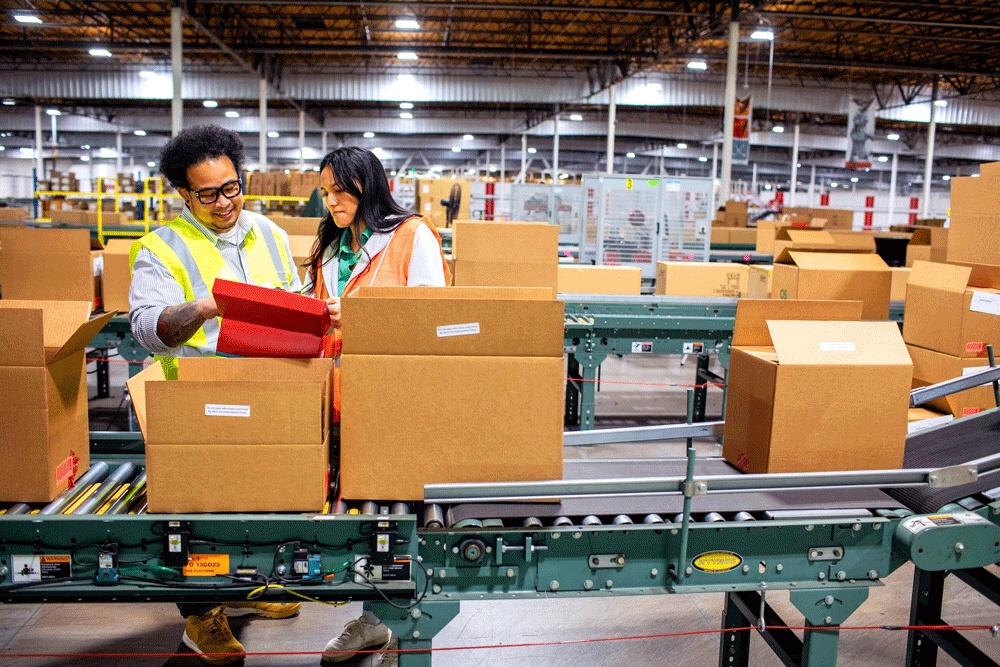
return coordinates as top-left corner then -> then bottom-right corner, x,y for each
722,299 -> 911,474
772,248 -> 891,320
0,301 -> 114,501
906,343 -> 996,418
127,357 -> 333,513
903,260 -> 1000,358
339,286 -> 564,501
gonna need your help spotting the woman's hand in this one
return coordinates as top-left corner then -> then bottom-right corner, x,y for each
325,297 -> 342,328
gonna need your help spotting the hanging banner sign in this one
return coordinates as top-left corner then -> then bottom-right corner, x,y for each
732,95 -> 752,165
846,97 -> 875,169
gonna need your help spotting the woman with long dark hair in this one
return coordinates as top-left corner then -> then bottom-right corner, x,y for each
306,148 -> 449,666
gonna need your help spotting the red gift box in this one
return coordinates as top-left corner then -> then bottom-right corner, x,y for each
212,279 -> 331,358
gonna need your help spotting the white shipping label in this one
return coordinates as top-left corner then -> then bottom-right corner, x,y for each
93,255 -> 104,277
819,342 -> 856,352
437,323 -> 480,338
205,403 -> 251,417
424,202 -> 431,211
970,291 -> 1000,316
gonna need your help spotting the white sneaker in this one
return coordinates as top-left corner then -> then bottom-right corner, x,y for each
376,636 -> 399,667
322,617 -> 392,663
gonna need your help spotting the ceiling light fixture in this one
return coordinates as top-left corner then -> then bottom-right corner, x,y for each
887,133 -> 900,141
395,19 -> 420,30
527,147 -> 537,154
399,102 -> 413,110
463,134 -> 474,141
626,152 -> 636,158
569,114 -> 583,121
942,174 -> 951,181
934,99 -> 948,108
2,99 -> 14,106
877,156 -> 889,163
677,142 -> 687,149
267,131 -> 279,138
686,60 -> 708,70
751,29 -> 774,40
203,100 -> 218,108
698,156 -> 708,162
15,15 -> 43,24
46,109 -> 61,116
363,131 -> 375,138
397,51 -> 418,61
850,177 -> 859,183
147,161 -> 156,167
80,155 -> 90,162
133,130 -> 146,136
89,48 -> 112,57
451,147 -> 461,152
772,125 -> 785,133
830,182 -> 838,187
225,110 -> 240,118
399,112 -> 413,119
139,70 -> 156,79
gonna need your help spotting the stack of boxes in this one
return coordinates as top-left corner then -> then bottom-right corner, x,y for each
710,201 -> 756,245
244,170 -> 321,198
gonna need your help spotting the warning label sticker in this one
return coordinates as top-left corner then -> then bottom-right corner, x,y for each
183,554 -> 231,577
901,512 -> 989,535
205,404 -> 251,418
12,555 -> 71,583
632,341 -> 653,353
437,323 -> 480,338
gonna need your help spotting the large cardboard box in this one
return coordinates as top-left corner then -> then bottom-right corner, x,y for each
747,265 -> 773,298
0,227 -> 103,311
0,207 -> 29,222
906,343 -> 996,418
655,261 -> 748,297
772,249 -> 892,320
418,178 -> 471,228
720,200 -> 748,227
711,228 -> 731,244
903,260 -> 1000,358
0,302 -> 113,502
772,228 -> 836,258
829,231 -> 877,251
948,171 -> 999,265
728,228 -> 758,245
722,299 -> 910,474
452,221 -> 558,291
907,407 -> 954,434
784,207 -> 853,230
756,219 -> 826,254
127,357 -> 333,513
340,286 -> 564,501
557,265 -> 641,295
101,239 -> 134,314
270,215 -> 323,238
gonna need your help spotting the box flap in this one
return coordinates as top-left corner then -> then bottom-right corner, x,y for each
774,246 -> 870,264
783,251 -> 888,270
732,299 -> 863,347
0,305 -> 45,366
51,310 -> 116,364
0,300 -> 106,363
949,261 -> 1000,289
353,286 -> 553,301
178,356 -> 333,383
780,229 -> 835,244
908,260 -> 971,292
768,320 -> 911,366
101,238 -> 134,255
126,361 -> 167,442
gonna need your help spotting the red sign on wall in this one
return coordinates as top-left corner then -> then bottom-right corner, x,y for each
820,193 -> 830,206
485,182 -> 495,220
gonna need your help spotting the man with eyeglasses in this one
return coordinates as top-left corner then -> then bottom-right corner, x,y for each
128,125 -> 302,664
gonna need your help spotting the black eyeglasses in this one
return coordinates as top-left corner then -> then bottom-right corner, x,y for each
190,179 -> 242,205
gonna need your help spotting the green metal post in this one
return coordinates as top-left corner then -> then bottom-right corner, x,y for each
675,390 -> 697,584
988,344 -> 999,408
368,600 -> 461,667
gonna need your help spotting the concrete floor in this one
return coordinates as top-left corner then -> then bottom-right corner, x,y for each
3,352 -> 999,666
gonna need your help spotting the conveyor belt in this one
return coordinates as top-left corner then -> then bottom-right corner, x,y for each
887,407 -> 1000,514
447,457 -> 902,526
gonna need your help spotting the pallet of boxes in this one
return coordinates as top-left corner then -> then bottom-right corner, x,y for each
710,201 -> 758,246
901,161 -> 1000,421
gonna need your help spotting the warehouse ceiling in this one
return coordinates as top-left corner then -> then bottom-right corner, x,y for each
2,0 -> 1000,189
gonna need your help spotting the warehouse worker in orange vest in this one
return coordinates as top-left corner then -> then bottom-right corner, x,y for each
303,147 -> 450,667
128,125 -> 302,665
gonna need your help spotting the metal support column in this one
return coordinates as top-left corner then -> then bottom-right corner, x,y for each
552,104 -> 560,182
92,348 -> 110,400
259,78 -> 268,172
922,78 -> 938,218
116,131 -> 123,174
171,3 -> 183,136
790,122 -> 800,206
606,82 -> 616,174
34,105 -> 43,179
809,164 -> 816,208
719,17 -> 740,206
889,151 -> 899,226
711,142 -> 719,212
368,600 -> 460,667
298,109 -> 306,172
519,133 -> 527,184
719,593 -> 752,667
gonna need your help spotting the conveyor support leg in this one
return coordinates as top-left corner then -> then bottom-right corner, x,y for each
368,600 -> 460,667
789,587 -> 869,667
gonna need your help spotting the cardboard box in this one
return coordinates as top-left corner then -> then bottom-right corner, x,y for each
339,286 -> 564,501
418,179 -> 471,228
720,200 -> 748,227
756,219 -> 826,254
711,228 -> 731,244
0,227 -> 103,311
829,231 -> 877,251
890,267 -> 910,302
728,228 -> 757,245
772,249 -> 892,320
101,239 -> 134,313
0,207 -> 28,222
722,299 -> 910,474
784,207 -> 854,230
907,407 -> 954,434
655,261 -> 748,297
890,225 -> 948,266
906,343 -> 996,418
287,235 -> 315,284
747,265 -> 773,298
557,265 -> 641,295
948,173 -> 999,265
903,260 -> 1000,358
127,357 -> 333,513
269,215 -> 323,238
771,228 -> 836,258
452,221 -> 558,291
0,301 -> 113,502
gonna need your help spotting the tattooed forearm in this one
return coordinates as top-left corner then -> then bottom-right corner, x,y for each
156,301 -> 209,348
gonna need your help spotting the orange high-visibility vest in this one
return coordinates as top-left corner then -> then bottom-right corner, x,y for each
312,216 -> 451,421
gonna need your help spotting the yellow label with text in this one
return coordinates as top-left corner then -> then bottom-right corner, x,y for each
626,178 -> 633,190
182,554 -> 231,576
692,551 -> 742,573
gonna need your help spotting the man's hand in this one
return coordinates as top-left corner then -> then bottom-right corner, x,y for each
156,296 -> 218,348
325,297 -> 341,329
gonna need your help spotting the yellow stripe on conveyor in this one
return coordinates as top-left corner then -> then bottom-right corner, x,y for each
95,484 -> 130,515
61,484 -> 100,514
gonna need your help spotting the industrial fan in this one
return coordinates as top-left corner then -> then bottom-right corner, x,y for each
440,183 -> 462,227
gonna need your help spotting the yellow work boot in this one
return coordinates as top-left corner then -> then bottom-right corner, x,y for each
223,600 -> 302,618
182,607 -> 245,665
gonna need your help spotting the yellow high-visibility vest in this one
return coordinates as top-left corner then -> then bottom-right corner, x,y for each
130,213 -> 293,379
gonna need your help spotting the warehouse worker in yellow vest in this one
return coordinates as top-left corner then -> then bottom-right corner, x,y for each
128,125 -> 302,665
